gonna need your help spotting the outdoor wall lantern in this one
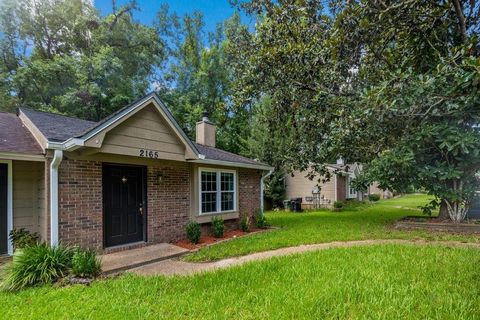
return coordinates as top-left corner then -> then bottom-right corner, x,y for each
121,176 -> 127,184
156,172 -> 164,184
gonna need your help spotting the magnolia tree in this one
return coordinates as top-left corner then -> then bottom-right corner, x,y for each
229,0 -> 480,222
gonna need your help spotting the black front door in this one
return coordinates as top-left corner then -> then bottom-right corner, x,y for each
0,164 -> 8,255
103,164 -> 145,247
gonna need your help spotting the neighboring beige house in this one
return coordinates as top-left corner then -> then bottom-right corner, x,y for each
285,160 -> 390,210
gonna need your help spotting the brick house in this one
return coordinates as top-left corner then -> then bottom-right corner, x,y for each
0,92 -> 273,255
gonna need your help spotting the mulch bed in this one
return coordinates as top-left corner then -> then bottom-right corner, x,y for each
175,228 -> 266,250
395,216 -> 480,234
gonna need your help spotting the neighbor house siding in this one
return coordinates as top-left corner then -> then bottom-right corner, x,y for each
285,170 -> 336,208
12,160 -> 45,235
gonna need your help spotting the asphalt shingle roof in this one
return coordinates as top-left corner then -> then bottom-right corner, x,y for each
19,108 -> 96,142
17,104 -> 270,167
194,143 -> 268,166
0,112 -> 43,154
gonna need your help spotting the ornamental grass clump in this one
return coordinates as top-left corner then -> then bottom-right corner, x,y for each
71,248 -> 102,278
9,228 -> 39,250
2,243 -> 74,291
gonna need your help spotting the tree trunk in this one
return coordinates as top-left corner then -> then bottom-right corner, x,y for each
438,199 -> 449,221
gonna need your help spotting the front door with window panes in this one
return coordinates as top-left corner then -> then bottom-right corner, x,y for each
200,169 -> 236,214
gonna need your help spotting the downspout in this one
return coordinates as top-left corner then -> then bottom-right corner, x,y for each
50,149 -> 63,246
260,169 -> 274,212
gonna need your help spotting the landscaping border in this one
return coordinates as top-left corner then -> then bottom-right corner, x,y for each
394,220 -> 480,234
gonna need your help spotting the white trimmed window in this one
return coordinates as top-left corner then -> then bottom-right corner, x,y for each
347,175 -> 357,199
199,168 -> 236,214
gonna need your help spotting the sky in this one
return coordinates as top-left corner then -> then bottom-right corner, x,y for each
94,0 -> 253,33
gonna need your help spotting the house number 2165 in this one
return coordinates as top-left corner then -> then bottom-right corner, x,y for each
139,149 -> 159,158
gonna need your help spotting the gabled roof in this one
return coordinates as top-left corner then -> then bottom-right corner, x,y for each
0,112 -> 43,154
15,92 -> 272,170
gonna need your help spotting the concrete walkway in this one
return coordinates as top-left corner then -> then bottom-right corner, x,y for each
131,239 -> 480,277
102,243 -> 189,274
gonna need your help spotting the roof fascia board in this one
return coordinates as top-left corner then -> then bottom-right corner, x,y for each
57,93 -> 199,158
150,94 -> 199,157
17,109 -> 48,151
0,151 -> 45,162
189,158 -> 274,171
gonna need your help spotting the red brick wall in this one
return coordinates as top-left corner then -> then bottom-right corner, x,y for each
58,159 -> 103,250
238,168 -> 262,219
146,162 -> 190,243
57,159 -> 261,250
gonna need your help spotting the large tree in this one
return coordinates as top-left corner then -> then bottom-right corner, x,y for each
0,0 -> 165,120
156,8 -> 251,153
231,0 -> 480,221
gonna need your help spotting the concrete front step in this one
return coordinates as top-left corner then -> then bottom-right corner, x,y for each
101,243 -> 189,275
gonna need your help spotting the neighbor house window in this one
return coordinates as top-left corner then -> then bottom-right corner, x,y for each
347,175 -> 357,199
200,168 -> 236,214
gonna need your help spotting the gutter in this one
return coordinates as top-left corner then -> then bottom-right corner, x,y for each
49,149 -> 63,246
260,168 -> 274,212
190,158 -> 274,171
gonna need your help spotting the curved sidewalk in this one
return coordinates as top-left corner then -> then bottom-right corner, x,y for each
131,239 -> 480,277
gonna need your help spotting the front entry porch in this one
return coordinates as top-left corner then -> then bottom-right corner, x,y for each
101,242 -> 188,274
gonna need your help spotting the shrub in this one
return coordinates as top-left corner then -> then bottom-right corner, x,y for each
211,216 -> 224,238
333,201 -> 344,209
9,228 -> 39,250
368,194 -> 381,202
71,248 -> 101,278
186,221 -> 201,244
2,243 -> 73,291
255,209 -> 269,229
240,215 -> 250,232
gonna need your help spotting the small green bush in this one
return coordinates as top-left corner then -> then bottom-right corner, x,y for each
368,194 -> 381,202
71,248 -> 101,278
211,216 -> 224,238
2,243 -> 74,291
186,220 -> 201,244
255,209 -> 269,229
240,215 -> 250,232
333,201 -> 344,209
9,228 -> 39,250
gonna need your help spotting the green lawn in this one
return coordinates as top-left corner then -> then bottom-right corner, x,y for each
185,194 -> 479,262
2,244 -> 479,319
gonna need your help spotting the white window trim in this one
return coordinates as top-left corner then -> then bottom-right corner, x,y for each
0,160 -> 13,255
347,174 -> 357,199
198,167 -> 237,215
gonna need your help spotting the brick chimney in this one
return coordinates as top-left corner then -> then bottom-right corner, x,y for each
196,113 -> 216,147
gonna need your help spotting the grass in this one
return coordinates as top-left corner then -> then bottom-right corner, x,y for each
185,194 -> 479,262
1,244 -> 479,319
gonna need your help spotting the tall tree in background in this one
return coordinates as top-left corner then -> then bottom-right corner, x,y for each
156,8 -> 249,153
0,0 -> 165,120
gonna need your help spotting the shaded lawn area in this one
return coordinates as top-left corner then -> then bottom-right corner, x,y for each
185,194 -> 479,262
2,244 -> 479,319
